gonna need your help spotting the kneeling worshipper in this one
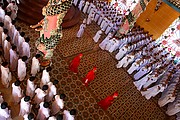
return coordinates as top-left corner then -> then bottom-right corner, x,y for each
51,94 -> 66,115
40,67 -> 52,88
3,36 -> 11,62
76,21 -> 86,38
12,80 -> 23,104
0,102 -> 11,120
9,45 -> 18,71
82,67 -> 97,86
46,80 -> 58,102
26,76 -> 36,98
93,30 -> 103,43
69,53 -> 83,74
36,102 -> 50,120
1,62 -> 12,88
31,54 -> 41,76
33,85 -> 48,107
19,96 -> 31,117
18,56 -> 28,81
99,32 -> 113,50
98,91 -> 118,110
63,109 -> 77,120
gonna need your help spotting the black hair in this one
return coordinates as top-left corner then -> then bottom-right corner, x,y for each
12,20 -> 16,25
1,102 -> 8,109
20,32 -> 25,37
29,76 -> 35,81
60,93 -> 66,99
57,114 -> 63,120
42,85 -> 48,90
6,36 -> 10,41
14,80 -> 21,86
53,79 -> 59,85
0,51 -> 2,56
12,45 -> 17,50
28,113 -> 34,120
24,96 -> 31,102
70,109 -> 77,115
22,56 -> 28,62
6,11 -> 11,16
46,67 -> 52,72
1,62 -> 8,67
16,27 -> 21,31
43,102 -> 50,108
3,28 -> 8,34
25,37 -> 30,43
35,54 -> 41,59
0,22 -> 4,27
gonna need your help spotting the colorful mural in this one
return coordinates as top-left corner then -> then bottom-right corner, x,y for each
156,17 -> 180,62
30,0 -> 72,66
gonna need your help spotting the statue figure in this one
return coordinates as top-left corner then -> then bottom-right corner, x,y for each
30,0 -> 72,66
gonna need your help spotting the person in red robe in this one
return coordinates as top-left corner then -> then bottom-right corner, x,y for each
69,54 -> 83,74
82,67 -> 97,86
98,91 -> 118,110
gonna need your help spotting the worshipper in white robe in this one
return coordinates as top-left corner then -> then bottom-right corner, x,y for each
22,37 -> 30,59
9,45 -> 18,71
26,76 -> 36,98
115,45 -> 128,60
1,28 -> 8,47
141,83 -> 167,100
19,96 -> 31,117
97,13 -> 105,26
0,102 -> 11,120
108,38 -> 120,53
99,32 -> 113,50
82,1 -> 89,13
142,73 -> 159,89
63,109 -> 76,120
116,52 -> 135,68
46,80 -> 58,102
1,62 -> 12,88
17,32 -> 25,55
76,22 -> 86,38
93,30 -> 102,43
13,27 -> 21,47
36,102 -> 50,120
100,17 -> 109,31
6,1 -> 18,20
12,80 -> 23,104
127,59 -> 142,74
51,94 -> 66,115
8,20 -> 16,40
166,101 -> 180,116
86,12 -> 95,25
31,54 -> 41,76
23,113 -> 34,120
105,21 -> 113,35
134,65 -> 152,80
158,91 -> 176,107
33,85 -> 48,107
0,3 -> 5,22
94,8 -> 102,22
4,12 -> 11,30
0,22 -> 4,46
3,36 -> 11,62
78,0 -> 85,11
40,67 -> 52,88
18,56 -> 28,81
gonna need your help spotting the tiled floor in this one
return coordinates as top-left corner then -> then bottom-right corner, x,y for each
0,3 -> 178,120
136,0 -> 179,39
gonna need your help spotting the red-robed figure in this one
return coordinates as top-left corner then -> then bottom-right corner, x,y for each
82,67 -> 97,86
98,91 -> 118,110
69,54 -> 83,74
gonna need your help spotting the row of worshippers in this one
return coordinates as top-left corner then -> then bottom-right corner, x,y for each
0,0 -> 18,21
98,25 -> 180,117
75,0 -> 124,39
0,54 -> 77,120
